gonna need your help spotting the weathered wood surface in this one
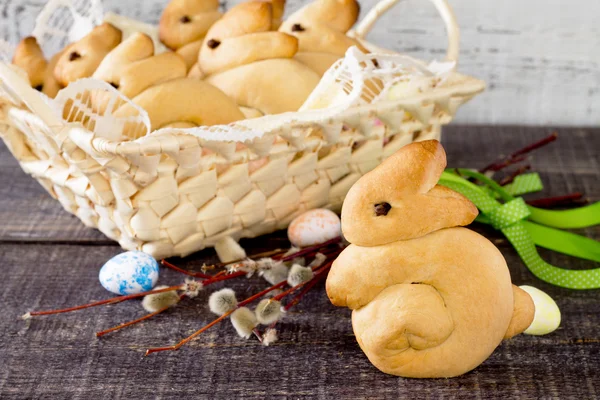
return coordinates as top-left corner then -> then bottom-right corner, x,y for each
0,126 -> 599,399
0,0 -> 598,126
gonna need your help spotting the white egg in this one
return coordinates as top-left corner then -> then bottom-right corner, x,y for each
519,285 -> 561,335
99,251 -> 159,295
287,209 -> 341,247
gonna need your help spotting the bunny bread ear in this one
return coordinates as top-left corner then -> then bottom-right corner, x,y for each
54,23 -> 122,87
93,33 -> 155,85
341,140 -> 478,247
12,37 -> 47,90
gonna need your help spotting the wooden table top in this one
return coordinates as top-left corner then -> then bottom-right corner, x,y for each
0,125 -> 598,399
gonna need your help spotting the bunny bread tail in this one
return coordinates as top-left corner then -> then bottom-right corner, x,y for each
503,285 -> 535,339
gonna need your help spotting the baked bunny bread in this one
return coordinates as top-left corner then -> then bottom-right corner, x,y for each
159,0 -> 223,73
159,0 -> 222,51
279,0 -> 365,76
326,140 -> 535,378
53,23 -> 122,87
200,1 -> 321,114
12,37 -> 62,97
113,78 -> 245,131
93,33 -> 187,99
90,32 -> 243,130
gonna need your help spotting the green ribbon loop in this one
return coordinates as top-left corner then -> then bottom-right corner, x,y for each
504,173 -> 544,196
488,198 -> 531,230
439,169 -> 600,290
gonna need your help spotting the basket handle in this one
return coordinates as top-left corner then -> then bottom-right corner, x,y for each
352,0 -> 460,63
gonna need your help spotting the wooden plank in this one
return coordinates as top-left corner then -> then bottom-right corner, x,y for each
0,126 -> 598,243
0,241 -> 599,399
0,0 -> 599,126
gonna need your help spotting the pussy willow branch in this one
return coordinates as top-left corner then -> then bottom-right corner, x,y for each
145,262 -> 334,355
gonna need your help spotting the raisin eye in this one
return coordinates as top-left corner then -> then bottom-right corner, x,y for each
206,39 -> 221,49
109,82 -> 119,89
180,15 -> 191,23
69,51 -> 81,61
291,23 -> 305,32
34,84 -> 43,91
374,202 -> 391,216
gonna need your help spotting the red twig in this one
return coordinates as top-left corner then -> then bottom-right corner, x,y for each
28,285 -> 183,317
145,261 -> 334,355
283,271 -> 327,312
277,237 -> 342,262
96,294 -> 186,337
481,155 -> 527,173
479,133 -> 557,173
145,280 -> 289,355
272,263 -> 332,302
161,260 -> 213,279
511,132 -> 558,158
161,248 -> 287,278
527,192 -> 587,208
498,164 -> 531,186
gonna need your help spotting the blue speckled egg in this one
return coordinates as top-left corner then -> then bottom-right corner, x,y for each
99,251 -> 159,295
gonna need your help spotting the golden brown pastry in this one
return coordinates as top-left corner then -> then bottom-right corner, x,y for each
199,0 -> 320,114
92,33 -> 154,87
93,34 -> 187,99
12,37 -> 61,97
113,78 -> 245,130
279,0 -> 365,75
12,37 -> 46,90
198,2 -> 296,75
326,140 -> 535,378
54,23 -> 122,87
206,58 -> 320,114
159,0 -> 222,50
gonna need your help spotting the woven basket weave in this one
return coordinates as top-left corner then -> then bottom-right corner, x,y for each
0,0 -> 484,259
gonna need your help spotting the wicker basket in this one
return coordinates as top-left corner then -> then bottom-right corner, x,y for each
0,0 -> 484,259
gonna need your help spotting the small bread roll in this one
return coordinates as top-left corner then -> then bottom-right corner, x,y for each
111,53 -> 188,99
12,37 -> 46,90
282,24 -> 365,56
93,33 -> 155,86
54,23 -> 122,87
114,78 -> 245,130
206,58 -> 320,114
198,1 -> 298,75
294,51 -> 340,75
159,0 -> 222,50
204,2 -> 273,40
12,37 -> 63,97
279,0 -> 365,62
199,31 -> 297,75
283,0 -> 359,33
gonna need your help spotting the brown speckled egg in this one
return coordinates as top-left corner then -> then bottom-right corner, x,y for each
287,209 -> 341,247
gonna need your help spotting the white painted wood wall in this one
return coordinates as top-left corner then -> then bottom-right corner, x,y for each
0,0 -> 598,126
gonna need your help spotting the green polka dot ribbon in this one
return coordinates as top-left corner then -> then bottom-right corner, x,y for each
503,173 -> 544,196
439,169 -> 600,289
